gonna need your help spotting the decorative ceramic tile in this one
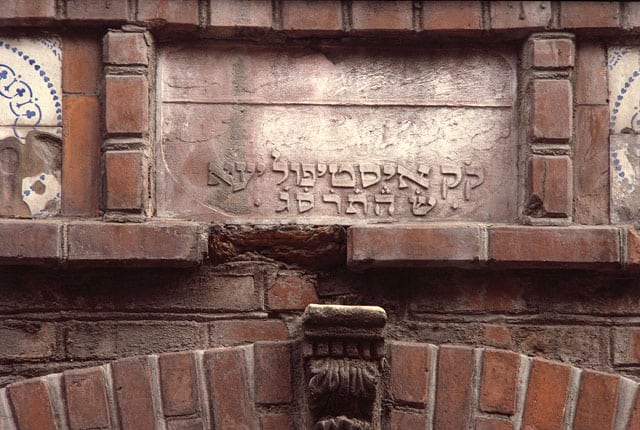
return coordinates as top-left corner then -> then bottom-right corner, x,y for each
0,37 -> 61,218
610,134 -> 640,223
609,47 -> 640,133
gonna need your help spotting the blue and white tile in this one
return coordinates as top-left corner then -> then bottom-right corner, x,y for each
0,37 -> 62,139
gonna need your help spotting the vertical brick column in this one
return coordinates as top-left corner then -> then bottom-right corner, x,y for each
522,33 -> 575,224
102,29 -> 152,217
62,35 -> 102,216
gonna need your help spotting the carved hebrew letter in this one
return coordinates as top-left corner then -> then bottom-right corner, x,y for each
301,163 -> 317,187
410,194 -> 437,216
296,191 -> 315,213
272,149 -> 289,185
322,191 -> 341,214
329,163 -> 356,188
276,191 -> 290,213
346,193 -> 367,215
441,165 -> 463,199
463,165 -> 485,201
359,163 -> 381,188
396,164 -> 430,189
374,194 -> 395,216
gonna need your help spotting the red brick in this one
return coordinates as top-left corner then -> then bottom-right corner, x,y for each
104,32 -> 148,65
0,0 -> 55,21
254,342 -> 292,404
64,367 -> 111,430
159,352 -> 199,417
560,2 -> 620,28
389,342 -> 430,406
209,0 -> 272,29
209,320 -> 288,345
105,75 -> 149,135
104,150 -> 145,211
261,413 -> 295,430
628,3 -> 640,29
476,417 -> 513,430
66,0 -> 128,21
167,418 -> 204,430
527,155 -> 572,218
351,1 -> 413,31
574,106 -> 609,224
479,349 -> 519,414
489,226 -> 620,266
576,43 -> 607,105
522,358 -> 571,430
530,79 -> 573,142
61,96 -> 101,216
282,0 -> 342,31
138,0 -> 199,27
0,220 -> 61,262
111,357 -> 157,430
7,379 -> 57,430
490,1 -> 551,29
434,345 -> 474,429
204,348 -> 254,429
0,322 -> 56,359
627,228 -> 640,267
67,222 -> 203,265
573,370 -> 619,430
348,225 -> 481,269
62,36 -> 101,94
267,272 -> 318,311
390,410 -> 428,429
422,1 -> 482,31
530,38 -> 575,68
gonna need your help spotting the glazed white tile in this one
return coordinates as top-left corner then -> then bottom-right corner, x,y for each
609,47 -> 640,133
0,37 -> 62,140
610,134 -> 640,223
0,125 -> 59,141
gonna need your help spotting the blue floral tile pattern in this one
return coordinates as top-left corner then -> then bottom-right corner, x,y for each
0,37 -> 61,218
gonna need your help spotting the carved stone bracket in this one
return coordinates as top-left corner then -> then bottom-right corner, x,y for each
302,304 -> 387,430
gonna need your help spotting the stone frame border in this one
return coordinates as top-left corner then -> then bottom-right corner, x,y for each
0,1 -> 633,268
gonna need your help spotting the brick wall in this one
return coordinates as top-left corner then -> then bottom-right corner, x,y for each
2,1 -> 640,428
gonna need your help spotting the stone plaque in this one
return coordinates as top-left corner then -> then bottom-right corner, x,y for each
157,43 -> 517,223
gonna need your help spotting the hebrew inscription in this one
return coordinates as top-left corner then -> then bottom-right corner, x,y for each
157,43 -> 517,223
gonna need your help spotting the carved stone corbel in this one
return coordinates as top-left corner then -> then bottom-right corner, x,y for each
302,304 -> 387,430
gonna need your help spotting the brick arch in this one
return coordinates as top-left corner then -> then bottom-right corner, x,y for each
1,342 -> 639,430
